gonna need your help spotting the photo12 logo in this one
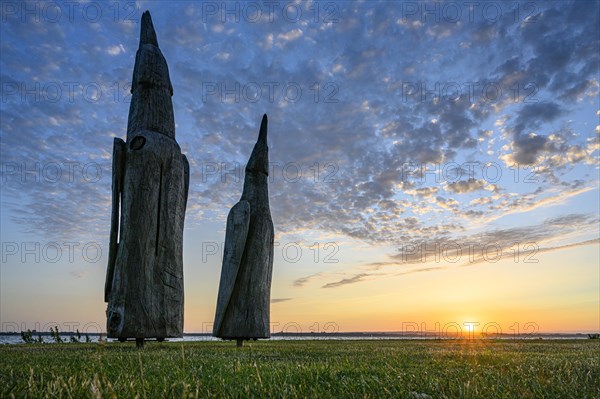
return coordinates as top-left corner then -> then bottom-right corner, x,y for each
201,241 -> 339,264
200,321 -> 340,336
400,161 -> 539,185
1,1 -> 140,23
400,81 -> 538,104
398,242 -> 539,264
1,242 -> 103,264
401,321 -> 540,339
1,161 -> 103,184
2,321 -> 103,335
201,81 -> 340,104
1,81 -> 131,104
199,161 -> 339,184
199,2 -> 340,24
0,1 -> 341,25
397,2 -> 538,24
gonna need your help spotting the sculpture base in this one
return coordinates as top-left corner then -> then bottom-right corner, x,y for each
221,337 -> 264,347
112,337 -> 170,344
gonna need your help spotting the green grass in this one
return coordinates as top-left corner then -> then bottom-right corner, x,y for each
1,339 -> 599,398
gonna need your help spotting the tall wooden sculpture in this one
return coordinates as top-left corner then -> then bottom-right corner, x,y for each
104,11 -> 189,346
213,114 -> 274,346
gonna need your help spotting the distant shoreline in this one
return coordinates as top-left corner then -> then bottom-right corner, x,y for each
1,331 -> 595,339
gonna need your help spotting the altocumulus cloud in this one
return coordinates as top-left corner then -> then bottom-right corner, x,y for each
1,1 -> 598,268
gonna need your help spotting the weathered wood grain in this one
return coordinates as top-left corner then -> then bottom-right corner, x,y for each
105,11 -> 188,341
213,114 -> 275,341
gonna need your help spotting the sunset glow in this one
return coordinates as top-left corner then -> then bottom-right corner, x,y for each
1,1 -> 598,337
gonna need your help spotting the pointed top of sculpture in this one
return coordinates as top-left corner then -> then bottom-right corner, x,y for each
140,11 -> 159,47
126,10 -> 175,140
246,114 -> 269,175
258,114 -> 268,143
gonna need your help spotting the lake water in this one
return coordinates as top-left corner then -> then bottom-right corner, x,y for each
0,333 -> 591,345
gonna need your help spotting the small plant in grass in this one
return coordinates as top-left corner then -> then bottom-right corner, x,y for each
70,329 -> 83,343
50,326 -> 63,343
588,333 -> 599,339
20,330 -> 34,344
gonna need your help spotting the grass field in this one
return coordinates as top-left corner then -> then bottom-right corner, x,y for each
1,339 -> 599,398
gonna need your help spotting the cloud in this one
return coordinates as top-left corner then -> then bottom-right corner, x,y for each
317,266 -> 449,289
531,238 -> 600,256
70,270 -> 88,279
0,1 -> 597,259
434,196 -> 459,210
106,44 -> 125,56
407,186 -> 439,198
446,179 -> 486,194
489,186 -> 596,224
361,216 -> 599,274
395,266 -> 445,276
271,298 -> 292,304
322,273 -> 369,289
277,28 -> 303,42
388,214 -> 599,266
292,272 -> 323,287
513,103 -> 564,136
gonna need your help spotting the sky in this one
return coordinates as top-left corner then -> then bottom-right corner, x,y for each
0,0 -> 599,336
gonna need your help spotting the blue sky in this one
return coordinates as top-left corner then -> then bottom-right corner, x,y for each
1,1 -> 598,333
